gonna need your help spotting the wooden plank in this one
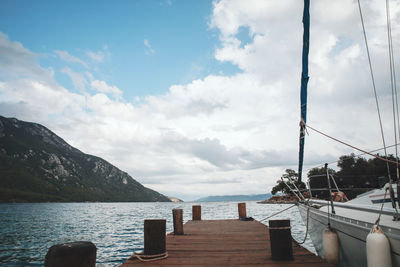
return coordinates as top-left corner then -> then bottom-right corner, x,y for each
120,219 -> 334,266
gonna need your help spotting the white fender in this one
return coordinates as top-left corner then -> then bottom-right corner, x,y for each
366,225 -> 391,267
323,226 -> 339,264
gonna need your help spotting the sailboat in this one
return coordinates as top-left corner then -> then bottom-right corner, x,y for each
294,0 -> 400,266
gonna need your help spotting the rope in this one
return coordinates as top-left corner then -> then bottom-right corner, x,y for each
375,187 -> 388,226
128,252 -> 168,262
327,197 -> 331,227
259,204 -> 310,245
259,204 -> 296,222
302,121 -> 400,166
304,143 -> 400,173
386,0 -> 400,187
260,204 -> 310,245
357,0 -> 390,159
357,1 -> 395,205
386,1 -> 400,206
293,207 -> 310,245
326,164 -> 336,215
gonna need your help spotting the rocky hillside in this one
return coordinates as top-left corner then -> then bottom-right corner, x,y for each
0,116 -> 170,202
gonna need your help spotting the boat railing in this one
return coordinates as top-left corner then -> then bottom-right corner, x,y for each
306,172 -> 378,201
307,199 -> 396,217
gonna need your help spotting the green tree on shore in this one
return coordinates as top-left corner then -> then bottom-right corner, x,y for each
271,169 -> 305,195
271,153 -> 399,197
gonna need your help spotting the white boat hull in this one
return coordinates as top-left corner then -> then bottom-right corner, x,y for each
298,202 -> 400,267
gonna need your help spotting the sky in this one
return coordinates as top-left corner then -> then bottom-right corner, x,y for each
0,0 -> 399,201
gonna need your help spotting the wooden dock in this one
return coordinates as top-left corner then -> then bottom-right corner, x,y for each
120,219 -> 334,266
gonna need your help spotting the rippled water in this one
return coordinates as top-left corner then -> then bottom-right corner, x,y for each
0,201 -> 315,266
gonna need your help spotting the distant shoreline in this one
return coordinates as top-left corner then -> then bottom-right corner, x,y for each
256,195 -> 298,204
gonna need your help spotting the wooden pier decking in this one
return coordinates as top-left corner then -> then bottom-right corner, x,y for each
120,219 -> 334,266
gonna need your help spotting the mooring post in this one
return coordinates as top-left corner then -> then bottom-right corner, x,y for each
269,219 -> 293,260
172,209 -> 184,235
238,202 -> 246,219
144,219 -> 166,255
192,205 -> 201,220
45,241 -> 96,267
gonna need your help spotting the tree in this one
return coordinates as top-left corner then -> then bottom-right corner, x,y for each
271,169 -> 306,195
336,154 -> 398,189
307,166 -> 336,192
307,166 -> 336,177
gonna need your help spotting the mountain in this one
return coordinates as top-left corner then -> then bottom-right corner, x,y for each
0,116 -> 170,203
196,193 -> 272,202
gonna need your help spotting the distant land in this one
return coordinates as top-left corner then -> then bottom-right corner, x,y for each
169,197 -> 184,202
196,193 -> 272,202
0,116 -> 170,203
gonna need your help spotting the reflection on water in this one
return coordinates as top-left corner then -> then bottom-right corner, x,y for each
0,201 -> 314,266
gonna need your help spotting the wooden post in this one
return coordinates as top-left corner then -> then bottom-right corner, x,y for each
238,202 -> 246,219
192,205 -> 201,220
144,219 -> 166,255
269,219 -> 293,260
45,241 -> 96,267
172,209 -> 184,235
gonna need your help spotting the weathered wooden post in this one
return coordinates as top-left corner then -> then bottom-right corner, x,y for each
144,219 -> 166,255
238,202 -> 246,219
45,241 -> 96,267
192,205 -> 201,220
269,219 -> 293,260
172,209 -> 184,235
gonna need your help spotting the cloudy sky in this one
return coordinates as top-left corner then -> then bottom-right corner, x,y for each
0,0 -> 399,200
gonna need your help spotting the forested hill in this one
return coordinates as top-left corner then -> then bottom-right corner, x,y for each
0,116 -> 170,203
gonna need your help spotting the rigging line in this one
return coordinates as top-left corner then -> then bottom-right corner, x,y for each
259,204 -> 296,222
302,121 -> 400,166
385,0 -> 399,211
357,0 -> 393,182
386,0 -> 399,179
304,143 -> 400,173
386,0 -> 400,183
375,187 -> 388,226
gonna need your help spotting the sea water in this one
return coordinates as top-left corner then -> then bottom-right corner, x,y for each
0,201 -> 314,266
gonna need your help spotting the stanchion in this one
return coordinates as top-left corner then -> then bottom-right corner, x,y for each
192,205 -> 201,220
45,241 -> 96,267
144,219 -> 166,255
238,202 -> 246,219
269,219 -> 293,260
173,209 -> 184,235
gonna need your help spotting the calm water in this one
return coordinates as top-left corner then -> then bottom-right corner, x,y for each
0,201 -> 314,266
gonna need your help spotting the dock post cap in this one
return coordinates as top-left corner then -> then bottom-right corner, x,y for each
192,205 -> 201,221
269,219 -> 293,261
45,241 -> 96,267
172,209 -> 184,235
144,219 -> 166,255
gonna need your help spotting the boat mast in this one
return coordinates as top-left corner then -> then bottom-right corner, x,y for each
298,0 -> 310,183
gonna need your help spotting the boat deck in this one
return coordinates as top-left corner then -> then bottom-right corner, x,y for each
120,219 -> 334,266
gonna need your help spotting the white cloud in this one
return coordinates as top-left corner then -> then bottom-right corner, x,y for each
55,50 -> 88,68
86,45 -> 110,63
61,67 -> 88,92
0,0 -> 399,200
144,39 -> 155,55
0,32 -> 55,85
85,71 -> 94,81
87,50 -> 104,63
91,80 -> 123,99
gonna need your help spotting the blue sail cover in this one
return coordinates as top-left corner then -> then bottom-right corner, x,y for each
298,0 -> 310,183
